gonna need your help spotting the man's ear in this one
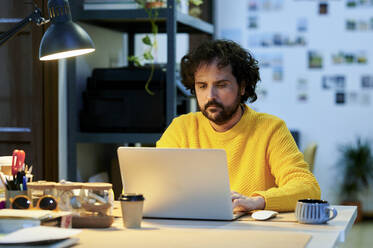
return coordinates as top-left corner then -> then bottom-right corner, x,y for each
240,82 -> 246,96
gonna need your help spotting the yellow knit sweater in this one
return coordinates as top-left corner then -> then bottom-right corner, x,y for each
156,105 -> 321,212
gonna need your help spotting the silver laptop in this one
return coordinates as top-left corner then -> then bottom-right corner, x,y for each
117,147 -> 247,220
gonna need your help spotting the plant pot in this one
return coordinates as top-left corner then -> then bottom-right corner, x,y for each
145,1 -> 165,9
341,200 -> 362,223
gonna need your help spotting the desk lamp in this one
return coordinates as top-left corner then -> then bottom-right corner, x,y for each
0,0 -> 95,60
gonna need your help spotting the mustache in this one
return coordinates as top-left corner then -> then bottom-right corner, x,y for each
205,100 -> 224,110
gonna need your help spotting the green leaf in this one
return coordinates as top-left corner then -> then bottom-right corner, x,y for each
134,60 -> 142,67
128,55 -> 136,61
189,0 -> 203,6
128,56 -> 142,67
142,35 -> 152,46
143,51 -> 154,61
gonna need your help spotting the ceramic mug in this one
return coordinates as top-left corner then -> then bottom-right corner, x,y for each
295,199 -> 337,224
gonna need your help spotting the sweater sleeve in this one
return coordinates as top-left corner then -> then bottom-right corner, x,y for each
251,119 -> 321,212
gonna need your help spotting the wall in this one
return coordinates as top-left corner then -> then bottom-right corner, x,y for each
215,0 -> 373,208
58,59 -> 68,181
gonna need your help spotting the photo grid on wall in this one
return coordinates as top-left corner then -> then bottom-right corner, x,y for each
219,0 -> 373,106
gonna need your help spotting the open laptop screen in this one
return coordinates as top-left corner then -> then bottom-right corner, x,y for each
117,147 -> 236,220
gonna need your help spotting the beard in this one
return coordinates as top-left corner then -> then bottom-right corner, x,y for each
198,94 -> 242,125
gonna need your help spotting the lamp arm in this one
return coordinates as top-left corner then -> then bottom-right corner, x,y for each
0,6 -> 49,46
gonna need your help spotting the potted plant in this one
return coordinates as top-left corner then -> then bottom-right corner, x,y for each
337,137 -> 373,222
131,0 -> 203,95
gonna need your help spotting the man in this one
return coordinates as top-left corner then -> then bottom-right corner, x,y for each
156,40 -> 320,212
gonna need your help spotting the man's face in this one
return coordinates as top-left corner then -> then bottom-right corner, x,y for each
194,60 -> 244,125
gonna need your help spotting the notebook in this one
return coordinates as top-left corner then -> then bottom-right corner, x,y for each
117,147 -> 247,220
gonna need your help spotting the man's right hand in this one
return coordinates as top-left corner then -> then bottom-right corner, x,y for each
231,191 -> 265,212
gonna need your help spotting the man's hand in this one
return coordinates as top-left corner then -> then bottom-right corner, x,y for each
231,191 -> 265,212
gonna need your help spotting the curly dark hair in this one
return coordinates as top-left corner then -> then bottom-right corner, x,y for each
180,39 -> 261,103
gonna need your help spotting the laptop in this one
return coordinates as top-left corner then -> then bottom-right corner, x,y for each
117,147 -> 247,220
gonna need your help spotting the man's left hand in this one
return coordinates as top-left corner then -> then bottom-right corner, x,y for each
231,191 -> 265,212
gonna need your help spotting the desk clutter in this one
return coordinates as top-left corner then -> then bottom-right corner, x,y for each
0,180 -> 115,229
0,160 -> 114,248
1,151 -> 115,231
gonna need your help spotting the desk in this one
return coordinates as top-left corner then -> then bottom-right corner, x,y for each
76,205 -> 356,248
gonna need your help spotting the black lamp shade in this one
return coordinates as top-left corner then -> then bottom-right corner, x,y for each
39,0 -> 95,60
39,21 -> 95,60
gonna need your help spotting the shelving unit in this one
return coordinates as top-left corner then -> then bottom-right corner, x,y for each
66,0 -> 214,180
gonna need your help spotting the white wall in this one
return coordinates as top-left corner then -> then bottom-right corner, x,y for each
215,0 -> 373,208
58,59 -> 68,181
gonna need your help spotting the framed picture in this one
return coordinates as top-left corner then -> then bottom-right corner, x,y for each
335,92 -> 345,104
319,2 -> 328,15
308,51 -> 323,69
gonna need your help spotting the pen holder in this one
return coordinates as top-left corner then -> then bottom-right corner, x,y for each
5,190 -> 27,208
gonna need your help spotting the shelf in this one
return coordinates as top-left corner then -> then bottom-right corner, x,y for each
76,132 -> 162,144
71,6 -> 213,34
177,12 -> 214,34
67,0 -> 214,180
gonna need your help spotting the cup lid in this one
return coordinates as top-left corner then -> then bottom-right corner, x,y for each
120,193 -> 144,201
298,199 -> 328,204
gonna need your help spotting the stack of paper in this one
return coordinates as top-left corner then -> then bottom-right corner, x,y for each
0,226 -> 81,248
0,209 -> 72,233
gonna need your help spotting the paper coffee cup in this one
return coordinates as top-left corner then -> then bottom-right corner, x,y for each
120,193 -> 145,228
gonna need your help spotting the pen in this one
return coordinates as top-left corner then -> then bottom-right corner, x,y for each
22,175 -> 27,191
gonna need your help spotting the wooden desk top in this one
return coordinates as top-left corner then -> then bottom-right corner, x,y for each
75,205 -> 356,248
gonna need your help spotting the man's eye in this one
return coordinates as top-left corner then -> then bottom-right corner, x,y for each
198,84 -> 207,89
217,84 -> 227,88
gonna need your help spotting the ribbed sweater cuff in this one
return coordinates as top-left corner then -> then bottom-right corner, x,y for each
251,191 -> 284,211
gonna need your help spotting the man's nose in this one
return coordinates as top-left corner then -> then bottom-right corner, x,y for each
206,86 -> 217,100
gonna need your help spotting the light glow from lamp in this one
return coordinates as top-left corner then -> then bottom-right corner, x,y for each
40,48 -> 95,61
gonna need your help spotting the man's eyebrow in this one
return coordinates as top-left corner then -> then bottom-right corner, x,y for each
214,79 -> 230,84
195,79 -> 230,84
